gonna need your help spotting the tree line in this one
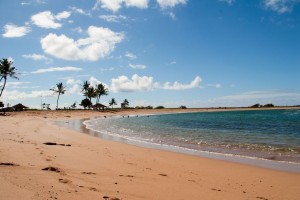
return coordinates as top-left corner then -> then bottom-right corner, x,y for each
0,57 -> 129,110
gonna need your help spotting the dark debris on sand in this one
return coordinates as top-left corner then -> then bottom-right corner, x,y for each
0,162 -> 19,166
42,167 -> 61,173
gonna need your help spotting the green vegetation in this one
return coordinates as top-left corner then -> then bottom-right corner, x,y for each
155,106 -> 165,109
122,99 -> 129,108
80,98 -> 92,109
109,98 -> 117,109
250,103 -> 275,108
95,83 -> 108,104
50,82 -> 66,109
0,58 -> 18,98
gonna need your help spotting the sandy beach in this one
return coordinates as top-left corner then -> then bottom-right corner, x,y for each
1,109 -> 300,200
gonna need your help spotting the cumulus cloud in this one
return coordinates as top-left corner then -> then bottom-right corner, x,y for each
110,74 -> 202,92
111,74 -> 155,92
156,0 -> 187,9
40,26 -> 124,61
93,0 -> 148,12
263,0 -> 300,13
31,11 -> 71,29
129,63 -> 146,69
31,66 -> 82,74
160,76 -> 202,90
2,24 -> 31,38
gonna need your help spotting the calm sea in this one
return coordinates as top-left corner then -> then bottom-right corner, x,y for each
83,109 -> 300,163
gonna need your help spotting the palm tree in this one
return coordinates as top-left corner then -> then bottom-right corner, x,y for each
50,82 -> 66,109
0,58 -> 19,97
122,99 -> 129,108
95,83 -> 108,104
85,86 -> 97,104
81,80 -> 90,98
109,98 -> 117,109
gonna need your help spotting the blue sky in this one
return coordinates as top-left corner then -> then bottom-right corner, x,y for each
0,0 -> 299,108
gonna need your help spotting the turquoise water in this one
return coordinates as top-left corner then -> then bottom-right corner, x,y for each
84,109 -> 300,163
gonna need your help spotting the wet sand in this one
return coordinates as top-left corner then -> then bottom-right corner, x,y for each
1,109 -> 300,200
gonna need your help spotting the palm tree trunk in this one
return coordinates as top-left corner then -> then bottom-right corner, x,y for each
0,77 -> 7,97
56,93 -> 60,109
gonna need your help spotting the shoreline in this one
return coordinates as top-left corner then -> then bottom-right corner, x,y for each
1,109 -> 300,199
57,113 -> 300,174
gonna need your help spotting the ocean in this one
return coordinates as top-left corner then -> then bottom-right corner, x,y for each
83,109 -> 300,164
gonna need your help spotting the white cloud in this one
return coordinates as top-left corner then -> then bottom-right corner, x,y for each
160,76 -> 202,90
67,84 -> 81,95
64,78 -> 81,94
100,67 -> 115,73
22,54 -> 51,62
129,63 -> 146,69
169,12 -> 176,20
110,74 -> 202,92
70,6 -> 91,16
93,0 -> 148,12
31,11 -> 71,29
2,82 -> 37,89
125,52 -> 137,60
73,27 -> 83,33
219,0 -> 235,5
31,66 -> 82,74
124,0 -> 149,9
99,14 -> 127,22
1,90 -> 54,101
65,78 -> 81,85
55,11 -> 71,20
156,0 -> 187,9
263,0 -> 300,13
207,83 -> 222,88
2,24 -> 31,38
40,26 -> 124,61
89,76 -> 102,87
21,0 -> 46,6
111,74 -> 155,92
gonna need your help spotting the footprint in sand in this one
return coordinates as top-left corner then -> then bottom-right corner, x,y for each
58,179 -> 72,184
81,172 -> 96,175
158,173 -> 167,177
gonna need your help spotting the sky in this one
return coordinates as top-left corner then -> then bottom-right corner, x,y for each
0,0 -> 299,109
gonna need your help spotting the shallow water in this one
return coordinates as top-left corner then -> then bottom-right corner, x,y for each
83,109 -> 300,163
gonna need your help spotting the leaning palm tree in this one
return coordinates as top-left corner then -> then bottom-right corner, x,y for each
0,58 -> 19,97
50,82 -> 66,109
95,83 -> 108,104
109,98 -> 117,109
